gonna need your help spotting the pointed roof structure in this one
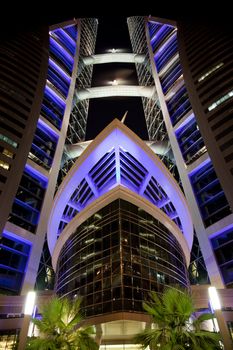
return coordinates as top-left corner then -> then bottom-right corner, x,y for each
48,119 -> 193,268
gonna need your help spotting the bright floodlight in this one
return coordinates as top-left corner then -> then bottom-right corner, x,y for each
24,291 -> 36,315
208,286 -> 221,310
112,80 -> 118,86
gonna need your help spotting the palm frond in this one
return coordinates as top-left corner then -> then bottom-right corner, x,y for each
135,288 -> 221,350
27,296 -> 98,350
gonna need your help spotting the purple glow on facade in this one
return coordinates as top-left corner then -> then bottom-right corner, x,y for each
3,229 -> 32,246
54,28 -> 76,46
154,31 -> 176,59
37,118 -> 59,139
50,37 -> 74,64
25,164 -> 48,186
48,121 -> 193,255
49,58 -> 71,82
45,85 -> 66,107
174,112 -> 195,133
188,157 -> 210,177
209,223 -> 233,240
150,25 -> 171,46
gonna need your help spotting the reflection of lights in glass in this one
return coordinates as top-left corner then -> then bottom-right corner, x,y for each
198,62 -> 224,82
3,149 -> 13,158
139,219 -> 154,224
139,232 -> 154,239
84,238 -> 94,244
94,213 -> 102,220
208,90 -> 233,111
110,79 -> 118,86
84,224 -> 99,230
81,252 -> 95,260
0,160 -> 9,170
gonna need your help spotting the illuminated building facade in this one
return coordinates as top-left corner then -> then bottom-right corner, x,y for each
0,14 -> 233,348
0,18 -> 97,296
128,16 -> 233,290
48,119 -> 193,344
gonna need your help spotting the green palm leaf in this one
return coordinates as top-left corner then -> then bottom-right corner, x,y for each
135,287 -> 221,350
26,296 -> 98,350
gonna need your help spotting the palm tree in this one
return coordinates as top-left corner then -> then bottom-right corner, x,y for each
26,296 -> 98,350
135,288 -> 221,350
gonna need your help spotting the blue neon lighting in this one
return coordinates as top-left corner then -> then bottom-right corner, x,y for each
151,25 -> 174,53
160,60 -> 182,94
37,118 -> 59,139
52,28 -> 76,55
0,231 -> 31,293
49,58 -> 71,82
50,37 -> 74,73
47,66 -> 69,97
190,161 -> 231,226
25,164 -> 48,186
3,229 -> 32,247
148,22 -> 162,40
64,25 -> 78,41
45,85 -> 66,108
155,34 -> 178,72
41,103 -> 62,129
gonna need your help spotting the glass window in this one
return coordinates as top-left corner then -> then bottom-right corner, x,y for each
56,199 -> 188,315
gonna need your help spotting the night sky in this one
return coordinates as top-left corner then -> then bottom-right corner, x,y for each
3,7 -> 231,141
86,16 -> 149,140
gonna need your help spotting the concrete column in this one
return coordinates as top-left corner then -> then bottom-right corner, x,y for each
17,315 -> 31,350
95,324 -> 103,346
215,310 -> 233,350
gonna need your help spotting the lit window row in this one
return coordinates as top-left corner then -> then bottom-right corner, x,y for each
0,134 -> 18,148
2,149 -> 13,158
198,62 -> 224,82
208,90 -> 233,111
0,159 -> 10,170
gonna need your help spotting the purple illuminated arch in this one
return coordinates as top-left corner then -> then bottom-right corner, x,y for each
48,119 -> 193,254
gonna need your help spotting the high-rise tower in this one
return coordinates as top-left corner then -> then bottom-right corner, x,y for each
0,18 -> 98,296
128,16 -> 233,290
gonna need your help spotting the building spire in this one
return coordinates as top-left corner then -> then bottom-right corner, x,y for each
121,111 -> 128,124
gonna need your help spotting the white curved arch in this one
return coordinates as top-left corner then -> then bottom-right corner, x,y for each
75,85 -> 157,101
52,185 -> 191,270
48,119 -> 193,256
82,53 -> 145,65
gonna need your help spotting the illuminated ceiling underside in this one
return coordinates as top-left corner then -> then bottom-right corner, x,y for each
82,52 -> 145,65
75,85 -> 157,101
48,119 -> 193,259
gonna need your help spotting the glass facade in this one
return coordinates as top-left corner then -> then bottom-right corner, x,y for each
55,199 -> 189,317
190,161 -> 231,227
0,329 -> 19,350
0,233 -> 31,294
41,23 -> 77,130
29,121 -> 58,170
35,237 -> 55,291
8,167 -> 47,233
211,228 -> 233,286
147,18 -> 232,225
